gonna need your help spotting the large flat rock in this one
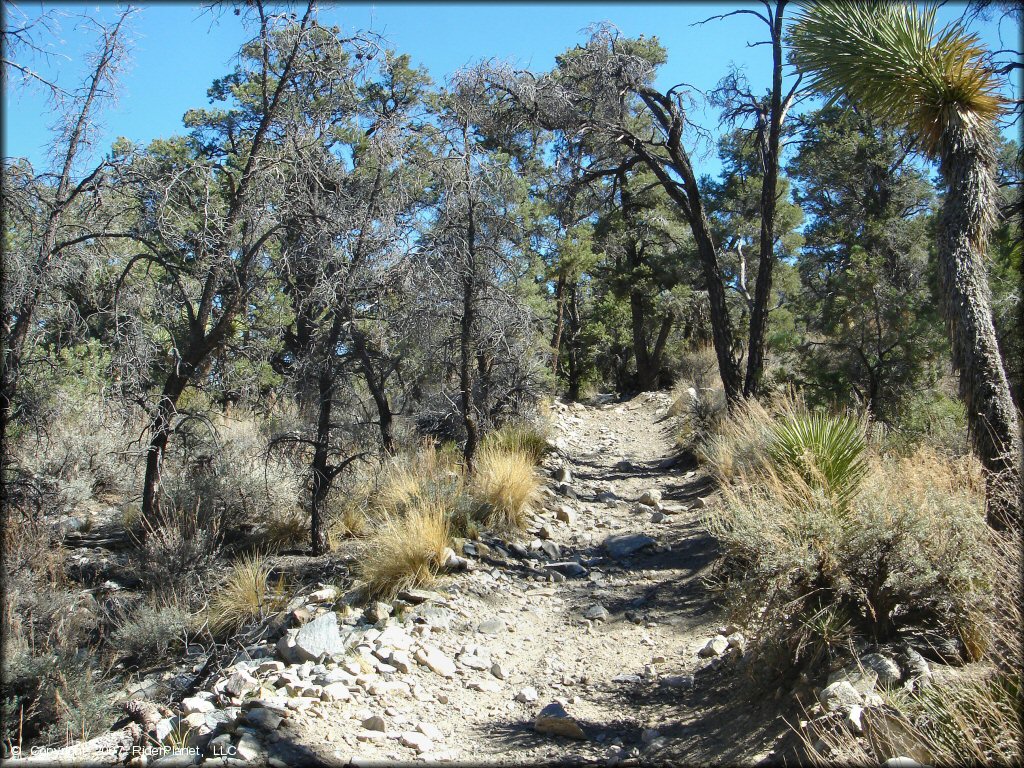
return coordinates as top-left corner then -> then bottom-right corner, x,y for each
291,612 -> 346,662
604,533 -> 656,559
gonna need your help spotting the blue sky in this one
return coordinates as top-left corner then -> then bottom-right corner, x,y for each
3,2 -> 1020,179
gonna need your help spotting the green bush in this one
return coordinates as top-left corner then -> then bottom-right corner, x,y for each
766,412 -> 868,509
1,647 -> 114,749
109,602 -> 193,666
707,442 -> 991,671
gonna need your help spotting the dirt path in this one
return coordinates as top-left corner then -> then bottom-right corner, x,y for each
194,394 -> 798,767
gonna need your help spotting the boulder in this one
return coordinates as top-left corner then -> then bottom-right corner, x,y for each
604,533 -> 656,559
820,681 -> 862,714
291,612 -> 346,663
534,701 -> 586,740
861,652 -> 902,688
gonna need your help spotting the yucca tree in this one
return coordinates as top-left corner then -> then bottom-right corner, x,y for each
790,1 -> 1021,530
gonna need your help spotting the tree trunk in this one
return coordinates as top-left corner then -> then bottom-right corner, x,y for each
566,283 -> 583,401
630,288 -> 656,392
551,273 -> 567,376
460,273 -> 479,473
351,327 -> 397,456
309,367 -> 333,556
460,122 -> 480,473
743,1 -> 788,399
940,134 -> 1022,530
140,371 -> 189,528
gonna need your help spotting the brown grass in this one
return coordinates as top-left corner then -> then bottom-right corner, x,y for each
206,553 -> 287,636
357,501 -> 452,600
470,446 -> 538,530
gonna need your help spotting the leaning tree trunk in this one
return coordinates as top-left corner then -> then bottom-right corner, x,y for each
939,131 -> 1022,530
140,371 -> 190,528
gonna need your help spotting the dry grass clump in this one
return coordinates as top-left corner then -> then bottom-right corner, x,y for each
206,552 -> 286,636
262,507 -> 309,551
481,421 -> 550,465
469,446 -> 538,530
357,500 -> 453,600
699,394 -> 797,481
371,445 -> 465,517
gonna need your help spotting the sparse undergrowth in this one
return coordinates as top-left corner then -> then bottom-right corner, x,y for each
700,395 -> 1018,764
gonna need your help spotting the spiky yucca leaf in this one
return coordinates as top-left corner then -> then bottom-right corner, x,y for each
789,1 -> 1005,157
767,412 -> 868,509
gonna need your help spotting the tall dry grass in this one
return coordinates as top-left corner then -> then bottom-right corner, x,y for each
206,553 -> 287,636
356,501 -> 453,600
469,446 -> 538,530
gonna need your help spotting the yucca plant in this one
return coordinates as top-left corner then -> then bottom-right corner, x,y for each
789,1 -> 1021,530
767,412 -> 868,509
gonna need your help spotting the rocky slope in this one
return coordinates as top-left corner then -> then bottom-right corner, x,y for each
31,393 -> 813,767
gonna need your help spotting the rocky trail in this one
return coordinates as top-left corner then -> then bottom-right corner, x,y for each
49,393 -> 804,767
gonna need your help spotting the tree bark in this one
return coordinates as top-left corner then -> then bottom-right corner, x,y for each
939,132 -> 1022,530
307,364 -> 335,555
140,371 -> 190,525
351,326 -> 397,456
551,273 -> 567,376
743,0 -> 788,399
459,122 -> 480,473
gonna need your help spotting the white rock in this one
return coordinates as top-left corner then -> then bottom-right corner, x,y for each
181,697 -> 214,715
415,645 -> 456,678
390,650 -> 413,673
400,731 -> 433,753
638,490 -> 662,507
417,722 -> 444,741
698,635 -> 729,658
320,682 -> 352,702
516,686 -> 539,703
556,505 -> 577,525
845,704 -> 864,734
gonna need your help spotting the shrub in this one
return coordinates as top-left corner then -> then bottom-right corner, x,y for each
470,446 -> 538,530
357,501 -> 452,600
161,415 -> 303,535
206,553 -> 286,637
706,445 -> 992,670
481,421 -> 550,465
133,502 -> 222,597
803,532 -> 1021,767
109,601 -> 192,665
1,646 -> 114,750
766,411 -> 868,508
